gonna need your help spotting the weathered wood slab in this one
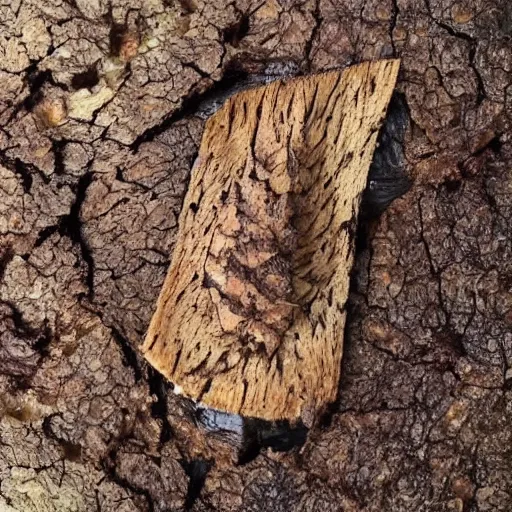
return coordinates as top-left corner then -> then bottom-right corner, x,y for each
142,59 -> 400,421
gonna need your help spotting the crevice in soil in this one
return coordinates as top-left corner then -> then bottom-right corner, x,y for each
52,139 -> 67,175
58,172 -> 95,298
436,20 -> 486,104
305,0 -> 322,71
3,300 -> 38,338
147,367 -> 173,444
71,65 -> 100,90
423,0 -> 486,105
0,245 -> 14,280
223,13 -> 250,47
14,158 -> 34,193
238,418 -> 308,465
389,0 -> 399,56
180,458 -> 213,510
111,326 -> 142,381
22,68 -> 55,112
130,64 -> 249,151
34,225 -> 60,247
103,451 -> 156,512
32,322 -> 53,357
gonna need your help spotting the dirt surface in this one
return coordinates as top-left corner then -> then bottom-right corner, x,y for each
0,0 -> 511,511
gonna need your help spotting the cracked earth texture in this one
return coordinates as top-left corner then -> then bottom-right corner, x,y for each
0,0 -> 511,511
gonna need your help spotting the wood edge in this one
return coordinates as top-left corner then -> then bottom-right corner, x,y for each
140,58 -> 402,421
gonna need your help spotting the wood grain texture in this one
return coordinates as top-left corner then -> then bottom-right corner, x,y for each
142,59 -> 400,421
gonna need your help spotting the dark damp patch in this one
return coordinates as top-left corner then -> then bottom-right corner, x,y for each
194,407 -> 308,464
180,458 -> 213,510
71,65 -> 100,90
361,92 -> 412,218
238,417 -> 308,464
223,14 -> 250,47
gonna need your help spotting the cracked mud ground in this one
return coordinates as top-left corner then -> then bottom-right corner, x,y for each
0,0 -> 511,511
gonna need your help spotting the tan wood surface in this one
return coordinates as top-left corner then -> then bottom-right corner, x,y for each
142,59 -> 400,421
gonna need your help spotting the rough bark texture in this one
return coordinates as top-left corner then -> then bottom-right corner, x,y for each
143,61 -> 399,421
0,1 -> 510,511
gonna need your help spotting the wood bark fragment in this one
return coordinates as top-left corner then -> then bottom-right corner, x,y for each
142,59 -> 400,421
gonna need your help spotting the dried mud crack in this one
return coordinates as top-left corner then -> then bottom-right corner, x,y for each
0,0 -> 511,511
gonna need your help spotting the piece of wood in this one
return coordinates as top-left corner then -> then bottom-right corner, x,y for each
142,59 -> 400,421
